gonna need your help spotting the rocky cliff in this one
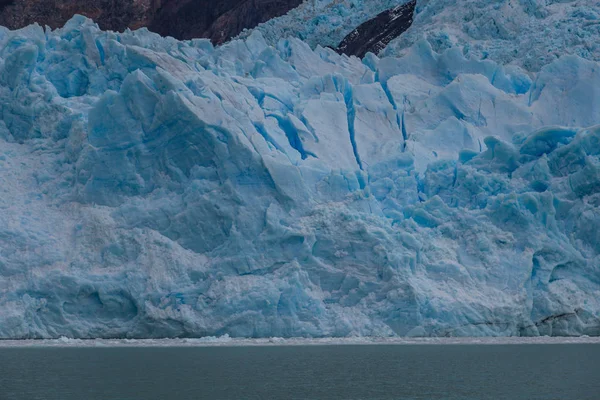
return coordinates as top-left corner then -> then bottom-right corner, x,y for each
337,0 -> 415,58
149,0 -> 302,44
0,0 -> 301,44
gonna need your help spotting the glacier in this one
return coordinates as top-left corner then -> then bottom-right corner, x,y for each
0,0 -> 599,339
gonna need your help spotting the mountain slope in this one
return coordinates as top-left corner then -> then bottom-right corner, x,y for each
0,0 -> 301,44
148,0 -> 302,44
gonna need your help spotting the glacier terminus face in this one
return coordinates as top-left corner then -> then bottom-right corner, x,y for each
0,0 -> 599,339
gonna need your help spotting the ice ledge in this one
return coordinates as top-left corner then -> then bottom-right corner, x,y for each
1,336 -> 599,348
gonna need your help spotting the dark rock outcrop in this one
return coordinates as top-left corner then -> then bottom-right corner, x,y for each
337,0 -> 416,58
0,0 -> 301,44
149,0 -> 302,44
0,0 -> 158,33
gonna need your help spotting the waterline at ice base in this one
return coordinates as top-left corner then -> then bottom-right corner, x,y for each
0,0 -> 599,339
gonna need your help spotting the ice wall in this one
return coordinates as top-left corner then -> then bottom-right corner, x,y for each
0,12 -> 599,338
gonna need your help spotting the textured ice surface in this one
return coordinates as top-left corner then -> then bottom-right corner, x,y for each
0,8 -> 599,339
383,0 -> 600,71
238,0 -> 407,49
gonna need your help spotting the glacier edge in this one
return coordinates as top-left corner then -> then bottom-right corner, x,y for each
0,7 -> 599,339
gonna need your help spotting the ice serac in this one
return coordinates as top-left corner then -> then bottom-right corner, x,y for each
0,6 -> 600,339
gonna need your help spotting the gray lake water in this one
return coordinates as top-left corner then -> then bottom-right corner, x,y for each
1,344 -> 599,400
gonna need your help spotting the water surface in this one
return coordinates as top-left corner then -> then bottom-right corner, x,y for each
1,344 -> 599,399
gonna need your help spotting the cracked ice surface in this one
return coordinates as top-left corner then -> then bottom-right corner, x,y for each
383,0 -> 600,71
0,10 -> 599,339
